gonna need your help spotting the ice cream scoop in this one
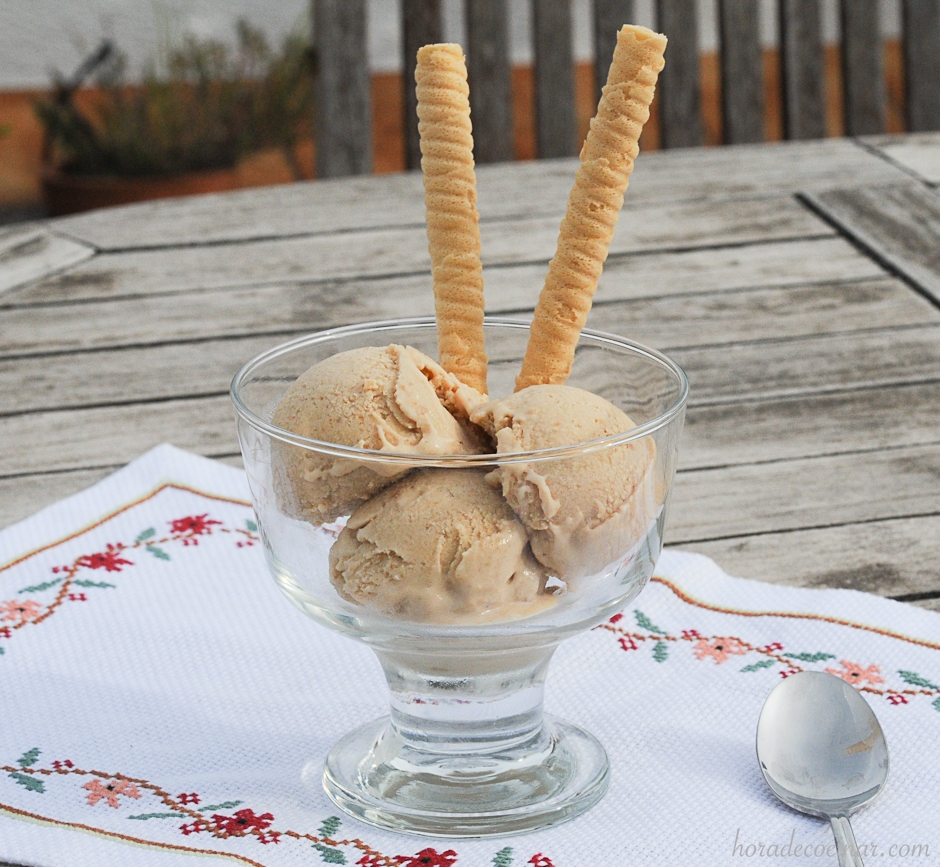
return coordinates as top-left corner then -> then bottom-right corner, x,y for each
471,384 -> 657,579
271,344 -> 487,524
329,468 -> 555,623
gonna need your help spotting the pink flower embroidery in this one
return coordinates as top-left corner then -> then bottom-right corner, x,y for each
693,637 -> 748,664
825,660 -> 884,686
77,544 -> 133,573
213,808 -> 274,836
0,599 -> 43,625
83,778 -> 141,807
397,850 -> 458,867
170,514 -> 221,536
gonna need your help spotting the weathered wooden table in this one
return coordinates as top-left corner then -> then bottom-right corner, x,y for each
3,134 -> 940,613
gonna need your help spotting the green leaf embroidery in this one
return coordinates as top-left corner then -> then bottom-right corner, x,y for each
652,641 -> 669,663
318,816 -> 341,837
200,800 -> 242,811
788,652 -> 835,663
898,670 -> 940,690
9,772 -> 44,793
72,580 -> 116,589
135,528 -> 157,543
128,812 -> 185,820
246,520 -> 258,532
933,697 -> 940,713
18,578 -> 61,594
493,846 -> 513,867
741,659 -> 776,672
17,748 -> 40,767
313,843 -> 346,864
634,610 -> 666,634
0,647 -> 5,655
145,546 -> 170,561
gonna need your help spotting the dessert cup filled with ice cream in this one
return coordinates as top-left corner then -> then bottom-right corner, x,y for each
231,317 -> 687,836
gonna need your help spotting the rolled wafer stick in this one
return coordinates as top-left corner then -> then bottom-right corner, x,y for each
516,26 -> 666,391
416,43 -> 488,395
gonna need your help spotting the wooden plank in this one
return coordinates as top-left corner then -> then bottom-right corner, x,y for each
677,515 -> 940,598
863,132 -> 940,183
670,325 -> 940,405
313,0 -> 373,177
779,0 -> 826,140
718,0 -> 765,144
17,195 -> 831,305
6,272 -> 932,360
655,0 -> 703,148
5,318 -> 939,417
593,0 -> 635,105
465,0 -> 514,163
0,225 -> 94,294
49,139 -> 910,250
667,443 -> 940,542
402,0 -> 443,171
840,0 -> 886,136
804,182 -> 940,304
0,397 -> 241,479
902,0 -> 940,132
679,381 -> 940,470
533,0 -> 577,158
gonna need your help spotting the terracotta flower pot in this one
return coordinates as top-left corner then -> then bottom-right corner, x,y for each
41,166 -> 241,216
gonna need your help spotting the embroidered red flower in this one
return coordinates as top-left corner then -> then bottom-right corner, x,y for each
0,626 -> 11,638
887,694 -> 909,705
181,821 -> 204,835
77,544 -> 133,573
52,759 -> 74,770
618,636 -> 638,651
177,792 -> 200,805
357,857 -> 385,867
258,831 -> 281,844
609,613 -> 624,624
0,599 -> 43,625
825,660 -> 884,686
682,629 -> 701,640
68,593 -> 87,602
763,642 -> 784,653
170,514 -> 221,536
529,856 -> 556,867
83,778 -> 141,808
693,636 -> 749,664
212,808 -> 274,836
396,849 -> 458,867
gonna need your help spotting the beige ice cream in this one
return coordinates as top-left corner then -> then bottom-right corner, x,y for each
271,344 -> 487,524
330,468 -> 555,623
471,385 -> 658,579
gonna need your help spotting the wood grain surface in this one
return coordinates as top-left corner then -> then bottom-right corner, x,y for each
3,135 -> 940,611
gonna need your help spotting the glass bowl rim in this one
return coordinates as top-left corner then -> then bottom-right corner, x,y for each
230,316 -> 689,467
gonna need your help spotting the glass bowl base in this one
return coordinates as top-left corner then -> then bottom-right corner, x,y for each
319,713 -> 609,838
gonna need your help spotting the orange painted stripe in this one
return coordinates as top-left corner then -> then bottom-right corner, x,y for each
1,482 -> 251,575
652,575 -> 940,652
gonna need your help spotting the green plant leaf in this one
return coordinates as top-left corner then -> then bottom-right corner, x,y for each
19,578 -> 61,593
246,519 -> 258,532
634,610 -> 665,634
200,800 -> 242,811
17,748 -> 40,767
788,652 -> 835,663
493,846 -> 513,867
72,580 -> 116,588
318,816 -> 341,837
898,670 -> 940,690
145,546 -> 170,561
128,812 -> 185,820
313,843 -> 346,864
933,697 -> 940,713
741,659 -> 776,672
9,772 -> 44,793
652,641 -> 669,663
135,528 -> 156,542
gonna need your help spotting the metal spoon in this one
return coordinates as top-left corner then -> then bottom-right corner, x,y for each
756,671 -> 889,867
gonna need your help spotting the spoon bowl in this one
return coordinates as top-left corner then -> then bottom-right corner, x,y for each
756,671 -> 888,865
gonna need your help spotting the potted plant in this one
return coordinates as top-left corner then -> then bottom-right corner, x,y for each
36,21 -> 312,216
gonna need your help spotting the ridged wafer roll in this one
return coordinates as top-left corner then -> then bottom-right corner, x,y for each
416,43 -> 488,396
516,26 -> 666,391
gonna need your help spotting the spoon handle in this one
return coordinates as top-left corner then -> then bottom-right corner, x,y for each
830,816 -> 864,867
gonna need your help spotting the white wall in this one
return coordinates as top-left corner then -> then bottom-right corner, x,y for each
0,0 -> 903,89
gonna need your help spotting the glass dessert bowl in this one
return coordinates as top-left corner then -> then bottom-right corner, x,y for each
231,317 -> 688,837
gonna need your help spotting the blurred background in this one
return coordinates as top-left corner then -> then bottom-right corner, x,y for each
0,0 -> 917,222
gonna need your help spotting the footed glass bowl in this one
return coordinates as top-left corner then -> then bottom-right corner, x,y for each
231,318 -> 688,837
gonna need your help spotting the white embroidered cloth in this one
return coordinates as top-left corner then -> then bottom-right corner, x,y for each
1,445 -> 938,867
